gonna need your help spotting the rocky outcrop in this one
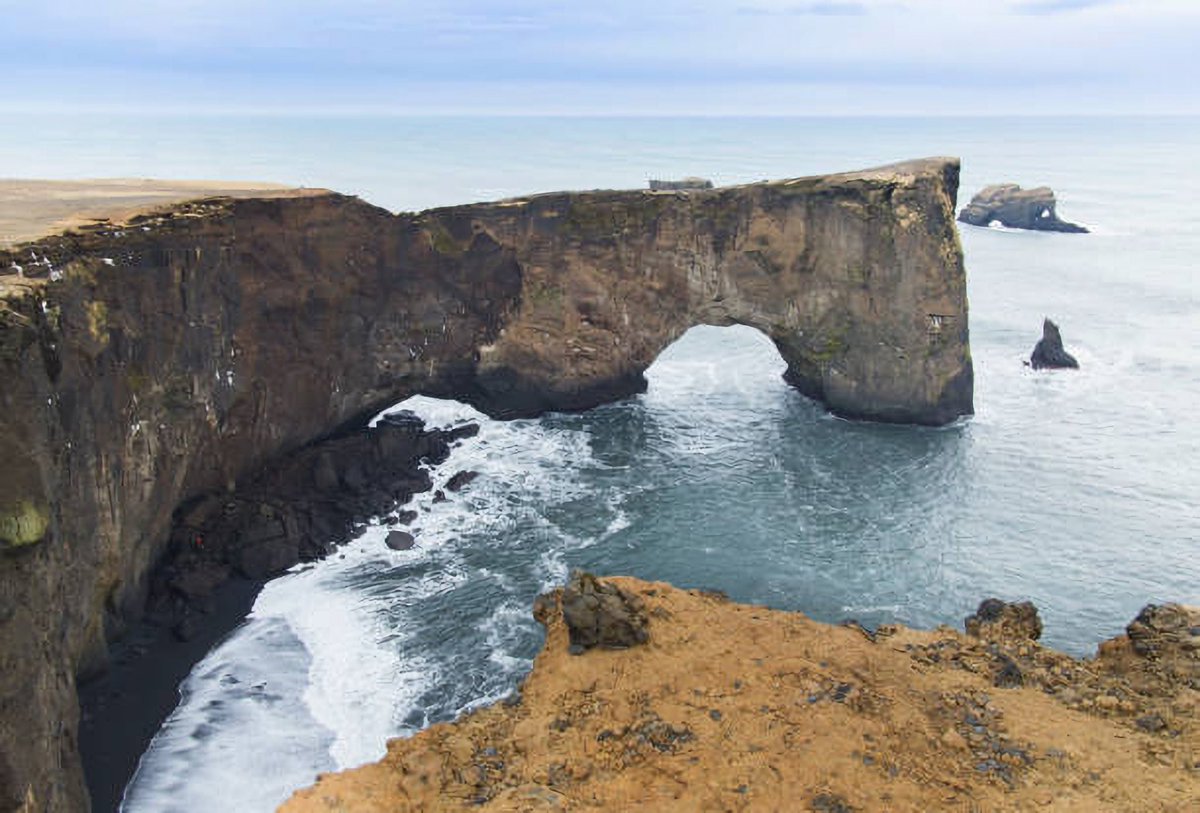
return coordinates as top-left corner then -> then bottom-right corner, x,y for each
0,158 -> 971,811
965,598 -> 1043,642
537,570 -> 650,654
282,578 -> 1200,812
1030,318 -> 1080,370
958,184 -> 1088,233
1126,603 -> 1200,662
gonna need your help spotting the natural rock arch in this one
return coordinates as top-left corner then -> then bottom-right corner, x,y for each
426,157 -> 972,425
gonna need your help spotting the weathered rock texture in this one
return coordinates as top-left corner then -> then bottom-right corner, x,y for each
965,598 -> 1044,642
958,184 -> 1088,233
282,579 -> 1199,812
0,158 -> 971,811
1030,318 -> 1080,370
539,570 -> 650,654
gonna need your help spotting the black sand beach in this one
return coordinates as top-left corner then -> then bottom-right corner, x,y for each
78,578 -> 265,813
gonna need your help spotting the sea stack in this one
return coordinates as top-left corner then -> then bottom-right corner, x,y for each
1030,318 -> 1080,369
959,184 -> 1088,233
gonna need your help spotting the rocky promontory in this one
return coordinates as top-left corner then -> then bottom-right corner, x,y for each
283,576 -> 1200,812
958,184 -> 1088,233
0,159 -> 972,810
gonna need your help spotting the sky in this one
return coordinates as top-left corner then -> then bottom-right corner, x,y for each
2,0 -> 1197,115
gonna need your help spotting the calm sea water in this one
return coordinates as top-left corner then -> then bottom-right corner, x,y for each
6,115 -> 1196,811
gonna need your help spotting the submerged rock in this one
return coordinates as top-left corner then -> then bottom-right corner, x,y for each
384,530 -> 415,551
958,184 -> 1087,233
965,598 -> 1043,642
1030,318 -> 1080,370
445,470 -> 479,492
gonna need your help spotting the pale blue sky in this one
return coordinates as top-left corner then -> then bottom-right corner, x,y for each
2,0 -> 1196,114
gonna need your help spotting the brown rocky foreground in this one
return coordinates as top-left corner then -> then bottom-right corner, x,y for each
283,576 -> 1199,812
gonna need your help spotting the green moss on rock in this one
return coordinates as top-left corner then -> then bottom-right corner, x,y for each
0,500 -> 49,548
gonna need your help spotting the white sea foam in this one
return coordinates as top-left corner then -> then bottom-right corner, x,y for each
121,618 -> 333,813
126,391 -> 608,812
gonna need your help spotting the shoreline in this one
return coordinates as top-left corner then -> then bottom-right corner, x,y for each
78,577 -> 266,813
74,411 -> 478,811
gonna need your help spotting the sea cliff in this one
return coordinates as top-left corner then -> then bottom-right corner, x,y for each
0,158 -> 971,811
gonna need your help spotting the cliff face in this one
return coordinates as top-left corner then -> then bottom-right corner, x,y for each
0,158 -> 971,811
282,578 -> 1199,812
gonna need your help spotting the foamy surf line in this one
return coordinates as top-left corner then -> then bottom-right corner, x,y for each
124,393 -> 614,812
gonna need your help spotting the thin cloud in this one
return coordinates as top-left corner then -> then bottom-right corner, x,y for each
1013,0 -> 1112,14
737,2 -> 868,16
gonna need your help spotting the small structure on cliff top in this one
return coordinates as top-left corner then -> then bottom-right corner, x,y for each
648,177 -> 713,191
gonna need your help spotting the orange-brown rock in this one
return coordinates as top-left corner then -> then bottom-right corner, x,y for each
0,160 -> 970,810
282,578 -> 1198,812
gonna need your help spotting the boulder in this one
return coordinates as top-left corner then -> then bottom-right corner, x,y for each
392,510 -> 418,525
384,530 -> 415,551
1030,318 -> 1079,370
958,184 -> 1087,233
552,570 -> 650,654
965,598 -> 1043,642
445,470 -> 479,493
444,422 -> 481,443
232,538 -> 299,579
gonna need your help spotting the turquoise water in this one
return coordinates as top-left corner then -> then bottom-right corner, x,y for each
6,115 -> 1196,810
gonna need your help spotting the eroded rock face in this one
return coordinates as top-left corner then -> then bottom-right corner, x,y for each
1030,318 -> 1080,370
1126,603 -> 1200,660
0,158 -> 971,810
958,184 -> 1088,233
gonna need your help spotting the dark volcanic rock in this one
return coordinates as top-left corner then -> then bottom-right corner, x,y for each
1030,318 -> 1080,370
146,417 -> 452,631
445,422 -> 481,443
384,531 -> 415,551
445,470 -> 479,492
965,598 -> 1043,642
958,184 -> 1088,233
551,570 -> 650,655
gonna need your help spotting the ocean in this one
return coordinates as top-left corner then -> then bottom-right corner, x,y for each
6,114 -> 1196,811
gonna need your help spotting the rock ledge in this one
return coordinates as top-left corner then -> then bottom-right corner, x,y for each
282,578 -> 1199,812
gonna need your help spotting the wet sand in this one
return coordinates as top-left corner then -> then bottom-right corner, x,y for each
77,578 -> 266,813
